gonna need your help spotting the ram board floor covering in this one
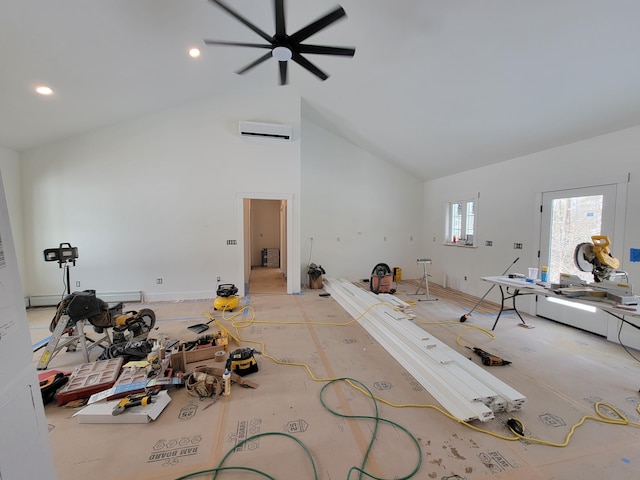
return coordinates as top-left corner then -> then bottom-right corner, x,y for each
27,275 -> 640,480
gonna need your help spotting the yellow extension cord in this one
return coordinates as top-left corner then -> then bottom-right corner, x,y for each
207,298 -> 640,448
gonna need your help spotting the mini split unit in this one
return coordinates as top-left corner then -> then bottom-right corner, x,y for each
238,121 -> 292,141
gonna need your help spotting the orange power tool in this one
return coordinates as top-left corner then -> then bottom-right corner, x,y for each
472,347 -> 511,366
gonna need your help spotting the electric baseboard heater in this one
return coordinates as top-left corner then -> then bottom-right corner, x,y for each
238,121 -> 292,141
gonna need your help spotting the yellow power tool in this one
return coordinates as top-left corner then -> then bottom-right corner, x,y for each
574,235 -> 621,282
229,348 -> 259,376
112,391 -> 157,415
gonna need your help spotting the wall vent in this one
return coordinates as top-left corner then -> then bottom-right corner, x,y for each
238,121 -> 292,141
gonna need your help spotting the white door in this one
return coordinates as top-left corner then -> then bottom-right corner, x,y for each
537,184 -> 618,335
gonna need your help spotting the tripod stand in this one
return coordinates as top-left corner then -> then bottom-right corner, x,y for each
410,258 -> 437,301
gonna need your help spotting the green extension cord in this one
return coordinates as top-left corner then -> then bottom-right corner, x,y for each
174,377 -> 423,480
320,378 -> 423,480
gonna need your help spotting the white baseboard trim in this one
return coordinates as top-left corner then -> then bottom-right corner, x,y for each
29,291 -> 142,307
142,291 -> 214,303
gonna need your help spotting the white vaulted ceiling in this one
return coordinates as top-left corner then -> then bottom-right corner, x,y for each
3,0 -> 640,181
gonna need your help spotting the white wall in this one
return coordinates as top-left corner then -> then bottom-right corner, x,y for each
423,124 -> 640,310
17,85 -> 640,307
300,115 -> 425,283
20,88 -> 301,301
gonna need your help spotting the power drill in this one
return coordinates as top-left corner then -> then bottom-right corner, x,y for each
472,347 -> 511,366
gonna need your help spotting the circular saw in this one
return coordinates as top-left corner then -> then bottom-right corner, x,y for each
574,235 -> 620,282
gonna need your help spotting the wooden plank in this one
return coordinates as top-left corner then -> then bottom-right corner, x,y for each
170,345 -> 226,373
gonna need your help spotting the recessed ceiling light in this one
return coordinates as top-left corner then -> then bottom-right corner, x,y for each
35,85 -> 53,95
188,48 -> 201,58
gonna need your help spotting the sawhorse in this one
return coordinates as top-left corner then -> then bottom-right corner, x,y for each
37,316 -> 111,370
410,258 -> 438,302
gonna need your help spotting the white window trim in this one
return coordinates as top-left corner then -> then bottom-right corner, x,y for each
444,192 -> 479,248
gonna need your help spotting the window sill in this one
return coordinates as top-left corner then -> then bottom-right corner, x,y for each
443,242 -> 477,248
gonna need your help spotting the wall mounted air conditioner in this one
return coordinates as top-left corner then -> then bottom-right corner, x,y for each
238,121 -> 292,141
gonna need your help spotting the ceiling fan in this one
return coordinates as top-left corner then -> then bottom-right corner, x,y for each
204,0 -> 356,85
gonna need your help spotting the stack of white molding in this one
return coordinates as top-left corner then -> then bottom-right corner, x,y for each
323,278 -> 527,422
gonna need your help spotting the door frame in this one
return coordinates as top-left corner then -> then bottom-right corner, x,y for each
238,192 -> 295,296
532,174 -> 629,331
533,173 -> 629,280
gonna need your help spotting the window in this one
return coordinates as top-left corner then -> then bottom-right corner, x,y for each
445,193 -> 478,246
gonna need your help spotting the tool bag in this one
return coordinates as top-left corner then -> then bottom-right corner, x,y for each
370,263 -> 394,294
186,366 -> 222,398
66,290 -> 111,327
49,290 -> 111,332
97,339 -> 154,362
39,372 -> 69,405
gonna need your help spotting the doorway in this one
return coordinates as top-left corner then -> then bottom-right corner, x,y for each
239,193 -> 294,296
537,184 -> 619,335
248,199 -> 286,294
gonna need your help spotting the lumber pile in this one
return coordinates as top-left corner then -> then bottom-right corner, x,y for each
323,278 -> 526,422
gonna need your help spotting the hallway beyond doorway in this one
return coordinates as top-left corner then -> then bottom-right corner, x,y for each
247,266 -> 286,294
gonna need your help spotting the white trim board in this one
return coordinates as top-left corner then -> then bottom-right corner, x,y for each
323,278 -> 526,422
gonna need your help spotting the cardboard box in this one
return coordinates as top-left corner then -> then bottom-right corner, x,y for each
309,274 -> 323,289
75,390 -> 171,424
170,344 -> 225,372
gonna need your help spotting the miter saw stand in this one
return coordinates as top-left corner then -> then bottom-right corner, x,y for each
410,258 -> 438,302
38,244 -> 112,369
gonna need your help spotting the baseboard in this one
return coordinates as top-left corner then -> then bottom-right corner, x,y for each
28,291 -> 142,307
98,291 -> 143,303
142,291 -> 214,303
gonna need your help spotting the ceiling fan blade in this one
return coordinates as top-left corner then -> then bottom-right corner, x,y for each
297,44 -> 355,57
278,61 -> 288,85
204,39 -> 272,49
291,53 -> 329,81
236,52 -> 272,75
210,0 -> 274,44
275,0 -> 286,37
289,6 -> 347,43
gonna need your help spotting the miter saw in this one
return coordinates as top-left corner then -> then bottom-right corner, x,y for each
570,235 -> 636,304
574,235 -> 623,283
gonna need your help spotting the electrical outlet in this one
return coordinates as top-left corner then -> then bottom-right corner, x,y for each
464,276 -> 467,281
156,278 -> 163,284
75,281 -> 81,287
485,240 -> 493,247
514,243 -> 523,249
410,236 -> 413,241
217,276 -> 221,282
